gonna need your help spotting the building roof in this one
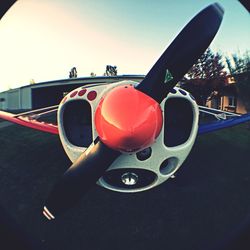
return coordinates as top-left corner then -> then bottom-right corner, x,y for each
1,75 -> 145,94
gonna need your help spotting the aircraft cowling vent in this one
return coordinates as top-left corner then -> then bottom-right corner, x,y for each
63,100 -> 93,147
164,97 -> 194,147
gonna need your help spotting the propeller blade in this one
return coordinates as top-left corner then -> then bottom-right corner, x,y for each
43,139 -> 120,219
136,3 -> 224,103
0,1 -> 16,20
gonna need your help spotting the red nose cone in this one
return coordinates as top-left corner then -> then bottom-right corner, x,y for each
94,85 -> 163,152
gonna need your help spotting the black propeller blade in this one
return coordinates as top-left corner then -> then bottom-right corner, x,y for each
0,1 -> 16,20
136,3 -> 224,103
44,140 -> 120,219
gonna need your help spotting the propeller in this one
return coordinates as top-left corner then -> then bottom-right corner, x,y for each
44,3 -> 224,219
0,1 -> 16,20
43,139 -> 120,219
136,3 -> 224,103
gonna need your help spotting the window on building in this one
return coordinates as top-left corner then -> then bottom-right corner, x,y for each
228,96 -> 236,107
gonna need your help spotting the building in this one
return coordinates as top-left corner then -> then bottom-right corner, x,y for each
0,75 -> 144,111
207,75 -> 247,114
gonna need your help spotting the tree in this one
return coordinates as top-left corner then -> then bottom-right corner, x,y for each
90,72 -> 96,77
105,65 -> 117,76
226,51 -> 250,114
183,48 -> 227,105
186,48 -> 226,80
29,79 -> 35,84
69,67 -> 77,78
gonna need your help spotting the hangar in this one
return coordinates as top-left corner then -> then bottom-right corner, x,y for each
0,75 -> 144,111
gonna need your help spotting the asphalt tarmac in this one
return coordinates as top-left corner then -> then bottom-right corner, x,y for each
0,124 -> 250,250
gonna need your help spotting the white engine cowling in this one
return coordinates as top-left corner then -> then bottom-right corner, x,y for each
57,81 -> 199,193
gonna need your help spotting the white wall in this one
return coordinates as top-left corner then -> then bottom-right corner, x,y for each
0,92 -> 7,110
0,87 -> 32,110
20,87 -> 32,109
7,89 -> 20,110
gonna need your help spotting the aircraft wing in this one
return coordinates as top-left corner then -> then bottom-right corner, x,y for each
1,105 -> 250,136
198,106 -> 250,135
0,106 -> 58,134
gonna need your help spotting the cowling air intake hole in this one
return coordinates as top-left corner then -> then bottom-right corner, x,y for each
63,100 -> 93,147
159,157 -> 178,175
164,98 -> 193,147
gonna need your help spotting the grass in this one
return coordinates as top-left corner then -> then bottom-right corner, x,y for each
0,124 -> 250,250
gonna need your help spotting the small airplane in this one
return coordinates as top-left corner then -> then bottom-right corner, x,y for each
1,2 -> 250,223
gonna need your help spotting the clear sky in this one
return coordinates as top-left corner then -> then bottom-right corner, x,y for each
0,0 -> 249,92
